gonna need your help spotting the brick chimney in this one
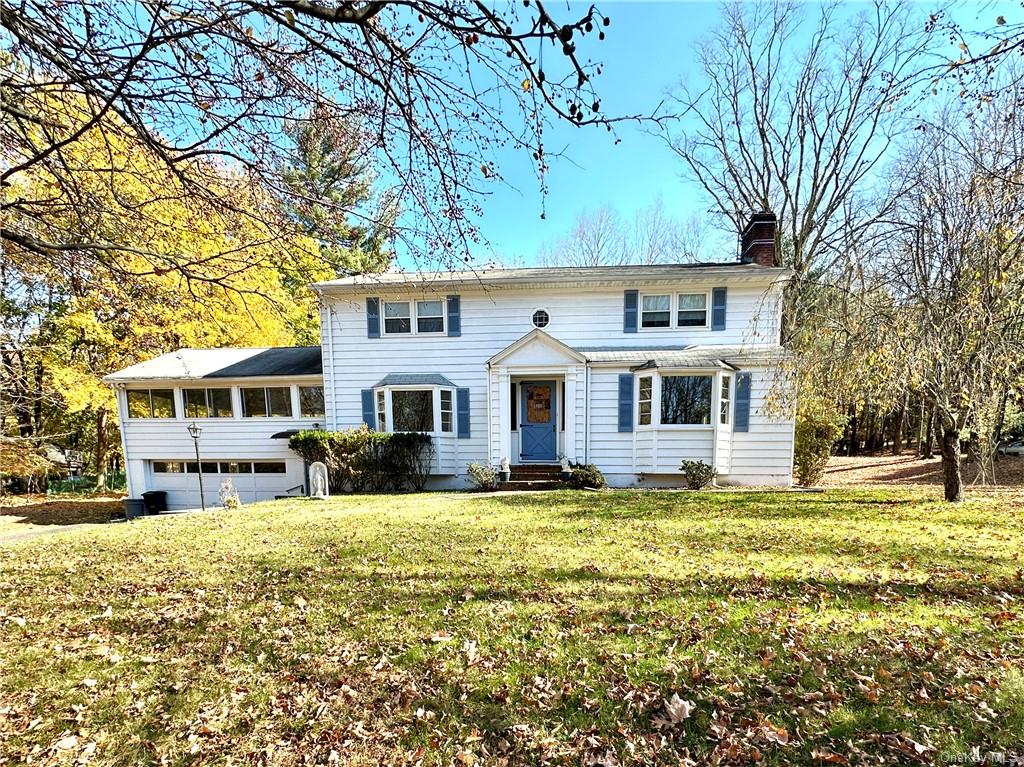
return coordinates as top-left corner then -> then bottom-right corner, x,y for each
739,211 -> 778,267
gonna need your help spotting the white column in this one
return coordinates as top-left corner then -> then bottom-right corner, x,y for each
564,369 -> 578,462
497,369 -> 511,467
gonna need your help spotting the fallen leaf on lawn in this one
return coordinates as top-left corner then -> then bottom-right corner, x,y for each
7,616 -> 26,628
811,749 -> 849,764
429,630 -> 452,643
54,735 -> 79,750
664,693 -> 695,723
82,679 -> 98,688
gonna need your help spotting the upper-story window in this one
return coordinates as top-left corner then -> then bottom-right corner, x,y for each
641,292 -> 709,330
183,387 -> 233,418
641,295 -> 671,328
383,300 -> 445,335
677,293 -> 708,327
127,389 -> 176,419
241,386 -> 292,418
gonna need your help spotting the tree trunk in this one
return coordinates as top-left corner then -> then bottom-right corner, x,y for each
892,392 -> 908,455
94,408 -> 108,492
993,387 -> 1009,460
941,428 -> 964,502
847,402 -> 859,456
923,405 -> 936,459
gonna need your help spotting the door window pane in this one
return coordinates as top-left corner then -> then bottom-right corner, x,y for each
416,300 -> 444,333
661,376 -> 713,425
641,295 -> 671,328
267,387 -> 292,417
127,390 -> 151,418
384,301 -> 411,334
299,386 -> 325,418
391,390 -> 434,432
525,385 -> 551,424
677,293 -> 708,327
150,390 -> 176,418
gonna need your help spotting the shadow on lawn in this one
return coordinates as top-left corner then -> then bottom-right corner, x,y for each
0,500 -> 120,527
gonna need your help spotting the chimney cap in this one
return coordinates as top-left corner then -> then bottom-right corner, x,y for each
741,210 -> 777,234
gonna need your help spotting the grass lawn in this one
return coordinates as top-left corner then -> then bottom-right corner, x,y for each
1,489 -> 1022,766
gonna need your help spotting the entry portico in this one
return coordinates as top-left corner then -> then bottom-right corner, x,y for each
487,330 -> 586,466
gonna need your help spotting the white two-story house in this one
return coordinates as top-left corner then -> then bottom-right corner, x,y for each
106,213 -> 794,507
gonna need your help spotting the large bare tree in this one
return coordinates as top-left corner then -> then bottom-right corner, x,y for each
660,0 -> 934,339
1,0 -> 627,286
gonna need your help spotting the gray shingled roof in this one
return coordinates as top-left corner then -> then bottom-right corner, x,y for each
578,345 -> 789,369
315,262 -> 791,293
104,347 -> 322,382
374,373 -> 457,388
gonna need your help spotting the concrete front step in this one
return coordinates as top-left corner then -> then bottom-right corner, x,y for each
496,479 -> 567,492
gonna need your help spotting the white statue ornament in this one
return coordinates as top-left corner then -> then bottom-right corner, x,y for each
309,461 -> 329,499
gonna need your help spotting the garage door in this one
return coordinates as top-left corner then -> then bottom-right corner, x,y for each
148,460 -> 305,509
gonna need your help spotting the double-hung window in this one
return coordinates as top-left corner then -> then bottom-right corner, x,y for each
391,389 -> 434,432
638,376 -> 653,426
127,389 -> 176,419
677,293 -> 708,327
183,388 -> 233,418
640,294 -> 671,328
383,300 -> 445,335
241,386 -> 292,418
719,375 -> 732,425
440,389 -> 454,433
660,375 -> 713,425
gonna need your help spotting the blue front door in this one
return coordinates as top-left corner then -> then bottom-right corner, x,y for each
520,381 -> 557,462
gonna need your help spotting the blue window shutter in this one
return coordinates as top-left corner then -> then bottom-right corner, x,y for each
617,373 -> 634,433
447,295 -> 461,337
366,297 -> 380,338
456,388 -> 471,438
711,287 -> 727,331
623,290 -> 639,333
734,372 -> 751,432
361,389 -> 376,429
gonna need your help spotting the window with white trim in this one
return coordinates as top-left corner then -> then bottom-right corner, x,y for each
384,301 -> 412,334
640,294 -> 671,328
677,293 -> 708,327
660,375 -> 713,425
376,389 -> 387,431
416,300 -> 445,333
127,389 -> 176,419
719,375 -> 732,425
440,389 -> 454,433
241,386 -> 292,418
391,389 -> 434,432
638,376 -> 653,426
183,387 -> 233,418
299,385 -> 325,418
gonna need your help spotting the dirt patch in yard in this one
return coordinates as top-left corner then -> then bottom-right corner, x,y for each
823,452 -> 1024,488
0,495 -> 124,527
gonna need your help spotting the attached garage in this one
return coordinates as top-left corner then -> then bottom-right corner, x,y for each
147,459 -> 307,509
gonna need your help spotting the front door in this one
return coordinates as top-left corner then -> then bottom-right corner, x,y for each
520,380 -> 557,462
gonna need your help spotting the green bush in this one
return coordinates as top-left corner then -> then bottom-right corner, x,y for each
794,410 -> 846,486
466,463 -> 497,491
289,428 -> 433,492
568,463 -> 606,489
680,459 -> 716,489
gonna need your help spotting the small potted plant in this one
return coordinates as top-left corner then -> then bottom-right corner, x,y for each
498,457 -> 511,483
559,456 -> 572,481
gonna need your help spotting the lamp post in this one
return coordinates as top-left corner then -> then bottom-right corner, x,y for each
186,422 -> 206,512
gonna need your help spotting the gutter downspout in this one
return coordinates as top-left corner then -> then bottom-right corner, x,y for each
584,362 -> 590,465
485,361 -> 493,468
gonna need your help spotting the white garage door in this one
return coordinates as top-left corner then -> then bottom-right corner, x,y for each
147,459 -> 305,509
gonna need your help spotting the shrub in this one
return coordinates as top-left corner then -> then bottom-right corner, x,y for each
289,428 -> 433,492
568,463 -> 606,489
466,463 -> 497,491
794,410 -> 846,486
680,459 -> 716,489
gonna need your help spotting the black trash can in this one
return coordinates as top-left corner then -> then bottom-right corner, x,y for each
141,491 -> 168,514
124,499 -> 146,520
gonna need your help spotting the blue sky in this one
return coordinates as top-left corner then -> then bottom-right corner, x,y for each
456,0 -> 1018,267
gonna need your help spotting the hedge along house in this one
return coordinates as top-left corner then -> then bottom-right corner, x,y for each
107,212 -> 795,506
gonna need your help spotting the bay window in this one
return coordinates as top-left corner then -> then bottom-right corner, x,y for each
638,376 -> 653,425
391,390 -> 434,432
660,375 -> 713,425
719,375 -> 732,425
440,389 -> 454,433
